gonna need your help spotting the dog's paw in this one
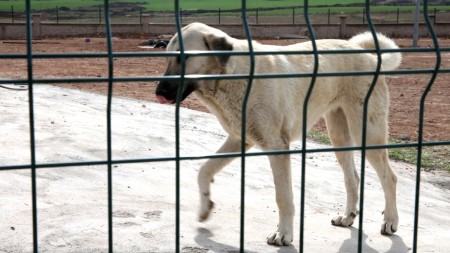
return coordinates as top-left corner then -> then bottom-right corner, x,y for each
198,200 -> 214,222
267,232 -> 293,246
381,221 -> 397,235
331,214 -> 356,227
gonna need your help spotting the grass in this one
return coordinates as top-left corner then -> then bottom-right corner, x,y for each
388,139 -> 450,171
307,130 -> 332,145
0,1 -> 359,12
2,0 -> 450,13
308,130 -> 450,171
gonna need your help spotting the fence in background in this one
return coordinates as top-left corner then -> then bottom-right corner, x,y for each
0,0 -> 449,253
1,13 -> 450,40
1,5 -> 450,25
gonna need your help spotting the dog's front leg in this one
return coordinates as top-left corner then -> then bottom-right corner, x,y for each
198,136 -> 252,221
266,153 -> 295,246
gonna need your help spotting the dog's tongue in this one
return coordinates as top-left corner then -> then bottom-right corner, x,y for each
156,95 -> 173,104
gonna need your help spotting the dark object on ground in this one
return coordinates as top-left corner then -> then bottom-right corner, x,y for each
148,39 -> 170,48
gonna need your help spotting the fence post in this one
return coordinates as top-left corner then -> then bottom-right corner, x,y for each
292,8 -> 295,24
99,6 -> 102,24
256,8 -> 259,25
396,8 -> 399,24
56,6 -> 59,24
32,14 -> 42,39
218,8 -> 221,24
413,0 -> 420,47
362,8 -> 365,24
434,8 -> 437,23
141,14 -> 150,34
11,5 -> 14,24
327,8 -> 330,25
339,15 -> 347,39
429,14 -> 436,27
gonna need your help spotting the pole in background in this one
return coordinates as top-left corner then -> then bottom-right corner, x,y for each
99,6 -> 102,24
256,8 -> 259,25
56,6 -> 59,24
413,0 -> 420,47
362,8 -> 365,24
218,8 -> 221,24
327,8 -> 331,25
396,8 -> 400,24
434,7 -> 437,24
11,5 -> 14,24
292,7 -> 295,24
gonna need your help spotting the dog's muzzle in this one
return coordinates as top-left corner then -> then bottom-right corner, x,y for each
155,80 -> 198,104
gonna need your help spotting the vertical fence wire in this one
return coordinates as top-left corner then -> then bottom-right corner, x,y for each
174,1 -> 185,252
24,0 -> 38,252
239,1 -> 255,251
413,1 -> 442,252
102,0 -> 115,252
299,0 -> 319,252
357,1 -> 383,252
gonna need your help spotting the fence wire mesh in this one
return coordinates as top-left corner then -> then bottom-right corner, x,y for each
0,0 -> 449,252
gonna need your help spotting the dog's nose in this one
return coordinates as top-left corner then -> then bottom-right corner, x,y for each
155,83 -> 174,104
155,84 -> 167,96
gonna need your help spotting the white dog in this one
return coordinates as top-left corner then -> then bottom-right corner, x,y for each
156,23 -> 401,246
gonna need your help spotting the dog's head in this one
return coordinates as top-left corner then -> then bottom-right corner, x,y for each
155,23 -> 233,104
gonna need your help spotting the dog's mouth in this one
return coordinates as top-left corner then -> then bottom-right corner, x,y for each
156,95 -> 173,104
155,81 -> 198,104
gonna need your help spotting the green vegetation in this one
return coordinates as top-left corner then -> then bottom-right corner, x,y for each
1,0 -> 449,13
308,130 -> 450,171
2,0 -> 104,12
307,130 -> 332,145
388,139 -> 450,171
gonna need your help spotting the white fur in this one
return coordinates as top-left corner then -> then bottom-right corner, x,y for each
349,31 -> 402,71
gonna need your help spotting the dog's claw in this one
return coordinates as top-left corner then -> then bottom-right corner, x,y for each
331,215 -> 355,227
381,222 -> 397,235
267,232 -> 293,246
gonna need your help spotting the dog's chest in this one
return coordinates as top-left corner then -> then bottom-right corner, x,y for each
194,89 -> 243,137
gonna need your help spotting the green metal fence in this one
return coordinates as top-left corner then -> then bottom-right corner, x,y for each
0,0 -> 449,252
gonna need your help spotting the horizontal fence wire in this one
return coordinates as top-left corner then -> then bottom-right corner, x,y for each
1,46 -> 450,59
0,0 -> 448,252
1,140 -> 449,171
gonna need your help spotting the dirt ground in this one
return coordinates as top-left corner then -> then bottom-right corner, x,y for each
0,36 -> 449,144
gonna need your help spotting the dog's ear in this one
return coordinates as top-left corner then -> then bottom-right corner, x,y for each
203,34 -> 233,66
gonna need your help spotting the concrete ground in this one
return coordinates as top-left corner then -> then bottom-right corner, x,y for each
0,85 -> 449,252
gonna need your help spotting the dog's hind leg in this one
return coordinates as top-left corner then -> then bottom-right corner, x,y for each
197,136 -> 253,221
365,147 -> 398,235
264,139 -> 295,246
325,108 -> 360,227
344,102 -> 399,235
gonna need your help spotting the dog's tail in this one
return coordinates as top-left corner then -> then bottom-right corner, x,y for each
349,32 -> 402,71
